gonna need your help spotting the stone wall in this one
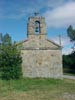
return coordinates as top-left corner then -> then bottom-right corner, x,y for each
21,49 -> 63,78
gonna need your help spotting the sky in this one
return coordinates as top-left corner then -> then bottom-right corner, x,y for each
0,0 -> 75,55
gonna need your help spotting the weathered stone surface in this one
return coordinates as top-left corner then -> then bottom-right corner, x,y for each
17,15 -> 63,79
21,50 -> 62,78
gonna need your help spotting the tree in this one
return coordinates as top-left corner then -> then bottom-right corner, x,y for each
63,26 -> 75,74
67,25 -> 75,51
0,33 -> 22,80
0,33 -> 3,44
3,33 -> 11,45
63,53 -> 75,74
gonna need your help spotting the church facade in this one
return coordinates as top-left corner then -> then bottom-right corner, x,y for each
17,14 -> 63,78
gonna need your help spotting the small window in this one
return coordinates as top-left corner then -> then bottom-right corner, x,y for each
35,21 -> 40,34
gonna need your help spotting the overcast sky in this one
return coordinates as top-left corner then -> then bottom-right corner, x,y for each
0,0 -> 75,54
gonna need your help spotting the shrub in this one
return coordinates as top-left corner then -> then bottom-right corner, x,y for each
0,33 -> 22,80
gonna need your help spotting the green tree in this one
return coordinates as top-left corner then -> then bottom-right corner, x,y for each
0,33 -> 3,44
67,25 -> 75,51
63,26 -> 75,74
3,33 -> 11,45
0,33 -> 22,80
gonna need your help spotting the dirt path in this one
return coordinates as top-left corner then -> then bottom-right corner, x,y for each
63,75 -> 75,80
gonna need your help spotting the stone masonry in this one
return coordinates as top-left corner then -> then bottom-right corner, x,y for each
17,14 -> 63,78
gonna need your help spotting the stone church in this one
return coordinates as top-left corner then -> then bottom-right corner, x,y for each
17,13 -> 63,78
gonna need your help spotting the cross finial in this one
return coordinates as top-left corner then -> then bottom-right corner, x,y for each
34,12 -> 39,16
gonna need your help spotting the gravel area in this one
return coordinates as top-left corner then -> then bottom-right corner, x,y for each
63,75 -> 75,80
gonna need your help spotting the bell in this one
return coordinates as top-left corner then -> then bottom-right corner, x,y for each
35,27 -> 39,32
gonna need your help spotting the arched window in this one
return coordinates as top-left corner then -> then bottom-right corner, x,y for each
35,21 -> 40,34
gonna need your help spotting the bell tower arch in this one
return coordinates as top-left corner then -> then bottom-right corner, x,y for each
34,21 -> 40,34
27,13 -> 47,38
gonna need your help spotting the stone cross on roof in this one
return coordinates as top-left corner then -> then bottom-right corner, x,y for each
34,12 -> 39,16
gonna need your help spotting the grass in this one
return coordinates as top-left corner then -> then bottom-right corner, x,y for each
0,78 -> 75,100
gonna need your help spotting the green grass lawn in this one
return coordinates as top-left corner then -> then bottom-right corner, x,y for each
0,78 -> 75,100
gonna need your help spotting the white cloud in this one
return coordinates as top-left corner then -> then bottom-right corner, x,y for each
0,0 -> 72,19
51,35 -> 73,55
44,1 -> 75,28
46,0 -> 65,8
51,35 -> 70,46
62,48 -> 72,55
0,0 -> 74,20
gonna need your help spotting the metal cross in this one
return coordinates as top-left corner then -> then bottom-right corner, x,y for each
34,12 -> 39,16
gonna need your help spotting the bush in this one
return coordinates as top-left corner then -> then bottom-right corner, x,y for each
0,33 -> 22,80
0,45 -> 22,80
63,51 -> 75,74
